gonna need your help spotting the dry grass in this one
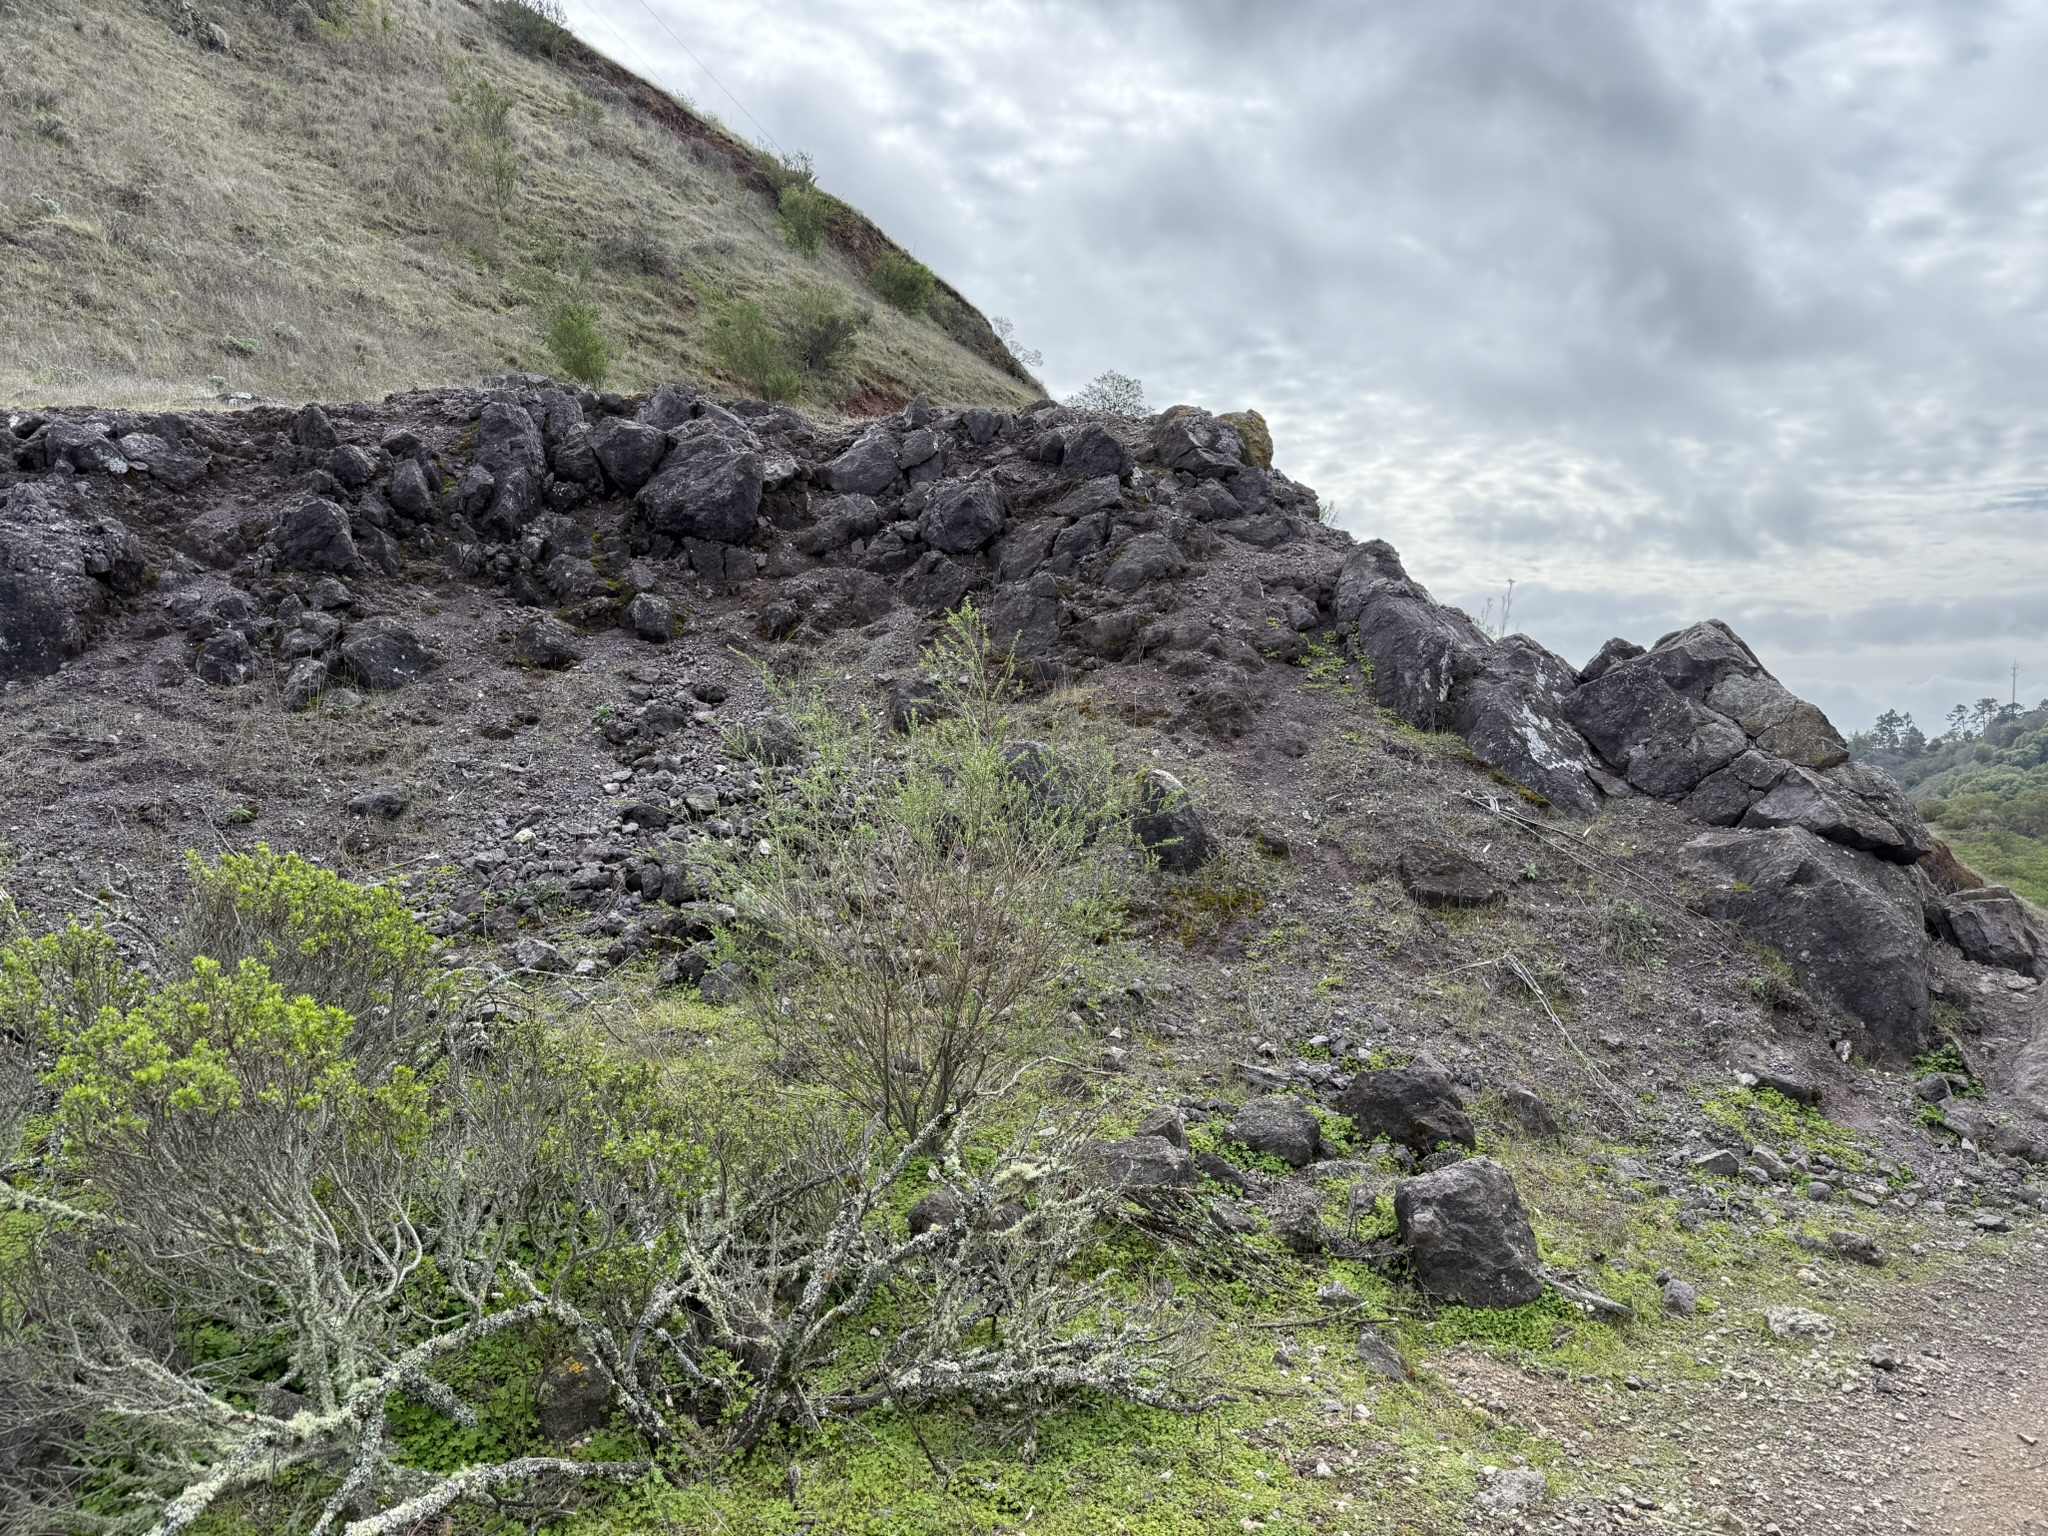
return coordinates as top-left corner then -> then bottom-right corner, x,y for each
0,0 -> 1037,413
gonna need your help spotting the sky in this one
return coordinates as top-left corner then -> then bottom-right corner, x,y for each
558,0 -> 2048,733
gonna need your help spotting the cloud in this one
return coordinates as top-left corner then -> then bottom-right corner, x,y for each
563,0 -> 2048,728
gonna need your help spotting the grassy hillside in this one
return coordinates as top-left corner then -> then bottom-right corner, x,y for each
0,0 -> 1038,412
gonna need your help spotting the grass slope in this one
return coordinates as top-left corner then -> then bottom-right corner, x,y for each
0,0 -> 1038,412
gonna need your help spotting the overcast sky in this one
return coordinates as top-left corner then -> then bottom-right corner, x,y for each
561,0 -> 2048,732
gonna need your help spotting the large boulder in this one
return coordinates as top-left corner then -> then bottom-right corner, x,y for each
1738,762 -> 1933,863
588,416 -> 668,491
1682,826 -> 1934,1060
337,618 -> 434,691
1133,769 -> 1215,872
1329,541 -> 1489,731
918,476 -> 1006,554
1942,888 -> 2047,977
1230,1095 -> 1321,1169
1450,635 -> 1606,817
1394,1157 -> 1544,1309
637,427 -> 762,545
822,427 -> 902,496
1337,1060 -> 1477,1155
473,402 -> 546,484
1567,653 -> 1747,799
0,483 -> 144,681
1149,408 -> 1244,479
271,498 -> 360,574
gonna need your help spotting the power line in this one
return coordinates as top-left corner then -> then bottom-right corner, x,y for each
625,0 -> 785,158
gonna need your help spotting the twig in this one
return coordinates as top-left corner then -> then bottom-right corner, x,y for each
1499,953 -> 1632,1114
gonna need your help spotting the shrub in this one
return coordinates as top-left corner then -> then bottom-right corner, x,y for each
706,299 -> 802,401
782,285 -> 865,379
489,0 -> 572,59
869,250 -> 936,315
778,183 -> 832,258
450,76 -> 521,215
1066,369 -> 1147,417
544,300 -> 611,385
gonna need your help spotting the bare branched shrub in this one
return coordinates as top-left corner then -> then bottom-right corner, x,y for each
720,608 -> 1132,1132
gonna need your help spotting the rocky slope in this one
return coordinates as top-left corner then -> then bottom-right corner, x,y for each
4,383 -> 2048,1533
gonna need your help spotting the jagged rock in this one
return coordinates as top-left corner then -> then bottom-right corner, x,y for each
345,784 -> 409,819
193,630 -> 256,686
1942,888 -> 2046,977
993,520 -> 1060,582
473,402 -> 546,484
1133,768 -> 1214,872
588,416 -> 669,491
512,615 -> 582,670
1150,408 -> 1245,478
294,404 -> 339,452
1568,653 -> 1747,799
1103,531 -> 1187,593
822,427 -> 902,496
272,497 -> 359,574
793,494 -> 885,555
387,457 -> 434,516
1500,1084 -> 1561,1138
1394,1156 -> 1543,1309
637,382 -> 698,430
1058,423 -> 1131,480
1230,1095 -> 1321,1168
902,551 -> 979,613
513,936 -> 570,972
1356,1328 -> 1410,1380
281,657 -> 328,711
323,444 -> 376,489
961,408 -> 1009,446
1099,1135 -> 1199,1189
1579,637 -> 1644,682
1218,409 -> 1273,469
624,592 -> 676,642
1450,634 -> 1605,817
637,428 -> 762,545
118,429 -> 211,489
1337,1060 -> 1477,1155
1396,843 -> 1499,907
1137,1106 -> 1188,1149
918,476 -> 1005,554
982,573 -> 1062,658
1683,826 -> 1933,1060
0,483 -> 144,681
1739,762 -> 1931,863
337,618 -> 433,691
1329,540 -> 1489,730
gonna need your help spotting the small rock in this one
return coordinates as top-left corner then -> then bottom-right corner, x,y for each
1500,1084 -> 1560,1138
1691,1148 -> 1743,1178
1394,1156 -> 1543,1308
512,937 -> 569,973
698,966 -> 744,1005
1396,842 -> 1501,907
282,657 -> 328,711
1804,1180 -> 1835,1202
1826,1230 -> 1886,1266
193,630 -> 256,687
1974,1211 -> 2012,1233
1194,1151 -> 1249,1191
1765,1306 -> 1835,1342
344,784 -> 408,820
1915,1073 -> 1954,1103
1750,1145 -> 1791,1180
625,592 -> 676,641
537,1352 -> 612,1443
1662,1278 -> 1698,1315
1474,1467 -> 1548,1516
1137,1106 -> 1188,1149
907,1189 -> 964,1235
1133,768 -> 1215,873
1230,1095 -> 1321,1169
1099,1135 -> 1199,1189
1355,1327 -> 1410,1381
1338,1059 -> 1475,1156
512,615 -> 582,670
338,618 -> 434,691
1316,1280 -> 1359,1308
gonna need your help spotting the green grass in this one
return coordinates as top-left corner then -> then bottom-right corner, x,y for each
1941,828 -> 2048,907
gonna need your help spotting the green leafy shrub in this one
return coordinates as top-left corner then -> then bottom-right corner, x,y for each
176,845 -> 442,1054
544,300 -> 611,385
869,250 -> 936,315
706,299 -> 802,401
778,183 -> 833,258
782,285 -> 865,379
449,76 -> 521,214
489,0 -> 572,59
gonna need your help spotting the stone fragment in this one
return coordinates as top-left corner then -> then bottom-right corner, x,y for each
512,615 -> 582,670
1229,1095 -> 1321,1169
1337,1061 -> 1476,1156
338,618 -> 433,691
1394,1157 -> 1543,1309
1395,843 -> 1500,907
1133,769 -> 1215,872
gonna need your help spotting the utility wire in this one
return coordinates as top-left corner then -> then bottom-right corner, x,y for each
625,0 -> 786,158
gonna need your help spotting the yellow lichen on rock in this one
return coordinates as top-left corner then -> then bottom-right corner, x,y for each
1219,408 -> 1273,468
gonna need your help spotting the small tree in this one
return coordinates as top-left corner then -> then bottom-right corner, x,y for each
783,285 -> 865,379
718,607 -> 1131,1133
706,299 -> 802,401
1065,369 -> 1146,418
544,300 -> 612,385
449,76 -> 520,215
870,250 -> 937,316
779,183 -> 833,258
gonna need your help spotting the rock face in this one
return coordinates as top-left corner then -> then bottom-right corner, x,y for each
0,482 -> 144,680
1337,1060 -> 1477,1155
1393,1157 -> 1543,1309
1683,827 -> 1933,1060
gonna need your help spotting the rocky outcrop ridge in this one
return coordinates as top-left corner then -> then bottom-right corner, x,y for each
4,379 -> 2029,1061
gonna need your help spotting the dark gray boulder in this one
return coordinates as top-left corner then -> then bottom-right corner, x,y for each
1099,1135 -> 1199,1189
993,520 -> 1061,582
1683,826 -> 1933,1060
1149,409 -> 1244,478
1396,843 -> 1499,907
793,494 -> 885,555
822,427 -> 902,496
1579,636 -> 1644,682
282,657 -> 328,711
193,630 -> 257,687
1500,1084 -> 1561,1138
1133,769 -> 1215,872
0,483 -> 144,681
1059,423 -> 1131,480
345,784 -> 409,819
1450,635 -> 1605,817
982,573 -> 1063,659
1136,1106 -> 1188,1149
624,593 -> 676,642
1567,654 -> 1747,799
337,618 -> 433,691
323,444 -> 376,489
537,1353 -> 613,1443
1738,763 -> 1933,863
1102,531 -> 1187,593
1393,1156 -> 1544,1309
636,382 -> 698,431
272,498 -> 360,574
588,416 -> 668,491
1942,888 -> 2046,977
294,404 -> 340,452
637,429 -> 762,545
473,402 -> 545,484
918,477 -> 1005,554
387,457 -> 434,517
962,408 -> 1010,446
1337,1060 -> 1476,1155
117,430 -> 211,489
902,552 -> 980,613
512,615 -> 582,670
1329,541 -> 1489,730
1230,1095 -> 1321,1169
